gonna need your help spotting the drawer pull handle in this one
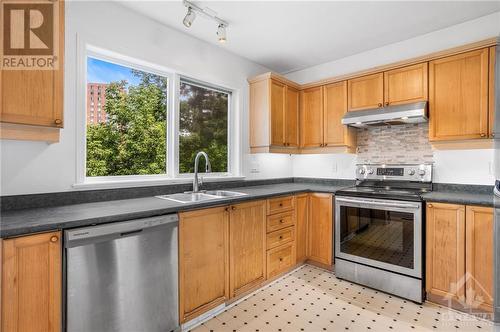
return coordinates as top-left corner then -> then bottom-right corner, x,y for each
279,257 -> 283,262
279,203 -> 283,207
50,236 -> 58,243
54,119 -> 62,125
279,235 -> 283,240
279,219 -> 284,223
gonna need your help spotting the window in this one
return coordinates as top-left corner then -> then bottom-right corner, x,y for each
179,80 -> 229,173
85,56 -> 168,177
80,46 -> 236,186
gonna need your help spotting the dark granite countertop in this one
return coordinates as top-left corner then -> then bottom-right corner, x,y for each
420,183 -> 495,208
0,183 -> 349,238
1,180 -> 495,238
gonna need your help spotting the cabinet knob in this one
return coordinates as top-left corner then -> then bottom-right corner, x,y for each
279,235 -> 283,240
279,257 -> 283,262
231,206 -> 236,210
480,133 -> 486,138
50,235 -> 58,243
428,204 -> 433,208
225,207 -> 229,212
385,102 -> 389,106
54,119 -> 62,125
279,219 -> 284,223
378,103 -> 383,107
492,133 -> 495,138
279,203 -> 283,207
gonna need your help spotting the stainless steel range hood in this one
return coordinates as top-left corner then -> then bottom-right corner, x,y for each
341,101 -> 428,128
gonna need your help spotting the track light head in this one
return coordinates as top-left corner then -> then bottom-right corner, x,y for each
183,7 -> 196,28
217,24 -> 227,43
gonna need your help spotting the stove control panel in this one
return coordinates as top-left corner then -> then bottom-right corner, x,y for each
356,164 -> 432,182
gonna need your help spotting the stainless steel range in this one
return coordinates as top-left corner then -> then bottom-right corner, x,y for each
334,164 -> 432,303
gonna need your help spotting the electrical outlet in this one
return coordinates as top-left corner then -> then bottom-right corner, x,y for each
332,163 -> 338,173
250,161 -> 260,173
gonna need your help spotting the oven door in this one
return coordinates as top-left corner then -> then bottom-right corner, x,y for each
335,196 -> 422,278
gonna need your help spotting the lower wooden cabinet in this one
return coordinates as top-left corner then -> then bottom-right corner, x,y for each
2,231 -> 62,332
229,200 -> 266,298
426,202 -> 493,312
295,194 -> 309,263
179,207 -> 229,323
307,193 -> 333,266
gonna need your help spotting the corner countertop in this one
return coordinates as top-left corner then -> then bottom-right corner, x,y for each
0,183 -> 349,238
1,182 -> 495,239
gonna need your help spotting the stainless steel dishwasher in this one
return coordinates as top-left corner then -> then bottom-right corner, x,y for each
65,214 -> 179,332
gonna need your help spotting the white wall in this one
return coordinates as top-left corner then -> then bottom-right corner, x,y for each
287,12 -> 500,185
0,1 -> 292,196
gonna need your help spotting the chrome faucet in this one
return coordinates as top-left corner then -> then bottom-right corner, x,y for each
193,151 -> 211,193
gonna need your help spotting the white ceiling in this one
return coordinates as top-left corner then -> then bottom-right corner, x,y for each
119,1 -> 500,73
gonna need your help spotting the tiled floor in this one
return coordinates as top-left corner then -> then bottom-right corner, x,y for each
191,265 -> 494,332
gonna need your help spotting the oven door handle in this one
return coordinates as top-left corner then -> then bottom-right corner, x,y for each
335,197 -> 421,210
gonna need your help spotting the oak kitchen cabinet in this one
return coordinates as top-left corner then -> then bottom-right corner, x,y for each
229,200 -> 267,298
266,195 -> 296,279
295,194 -> 309,263
249,74 -> 300,153
348,63 -> 428,112
300,83 -> 356,151
2,231 -> 62,332
0,0 -> 65,143
179,207 -> 229,323
426,202 -> 493,312
429,48 -> 492,141
307,193 -> 333,267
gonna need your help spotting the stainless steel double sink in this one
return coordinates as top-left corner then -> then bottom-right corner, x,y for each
155,190 -> 247,203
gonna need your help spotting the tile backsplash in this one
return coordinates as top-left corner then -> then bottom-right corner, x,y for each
356,123 -> 433,164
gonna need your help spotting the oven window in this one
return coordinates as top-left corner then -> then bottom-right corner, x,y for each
339,206 -> 414,269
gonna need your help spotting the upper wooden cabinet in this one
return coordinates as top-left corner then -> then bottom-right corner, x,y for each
429,48 -> 490,141
2,231 -> 62,332
179,207 -> 229,323
307,193 -> 333,267
300,86 -> 324,147
229,200 -> 266,298
0,0 -> 64,142
300,83 -> 356,151
249,74 -> 300,153
347,73 -> 384,111
323,81 -> 356,147
384,63 -> 428,106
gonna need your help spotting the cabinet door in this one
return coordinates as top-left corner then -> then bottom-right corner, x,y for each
179,207 -> 229,322
307,193 -> 333,266
0,0 -> 64,128
465,206 -> 494,312
429,48 -> 489,141
295,194 -> 309,263
229,200 -> 266,298
285,86 -> 300,147
384,63 -> 428,106
347,73 -> 384,111
489,46 -> 496,138
2,231 -> 62,332
270,79 -> 286,146
425,203 -> 465,301
300,86 -> 324,147
323,81 -> 351,146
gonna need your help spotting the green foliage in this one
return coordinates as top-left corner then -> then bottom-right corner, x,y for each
86,73 -> 167,177
179,82 -> 228,173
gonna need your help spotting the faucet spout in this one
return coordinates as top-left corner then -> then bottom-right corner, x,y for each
193,151 -> 211,193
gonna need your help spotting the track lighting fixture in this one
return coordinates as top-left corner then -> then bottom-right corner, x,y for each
217,24 -> 227,43
182,0 -> 229,43
183,7 -> 196,28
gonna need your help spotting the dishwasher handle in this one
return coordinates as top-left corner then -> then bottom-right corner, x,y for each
65,214 -> 178,248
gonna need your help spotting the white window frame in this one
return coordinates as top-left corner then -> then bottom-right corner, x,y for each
74,40 -> 241,189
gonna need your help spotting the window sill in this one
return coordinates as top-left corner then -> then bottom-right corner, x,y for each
73,175 -> 246,191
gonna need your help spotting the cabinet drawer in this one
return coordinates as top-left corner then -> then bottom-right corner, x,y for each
267,242 -> 295,279
267,226 -> 294,250
267,196 -> 295,215
267,211 -> 295,233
